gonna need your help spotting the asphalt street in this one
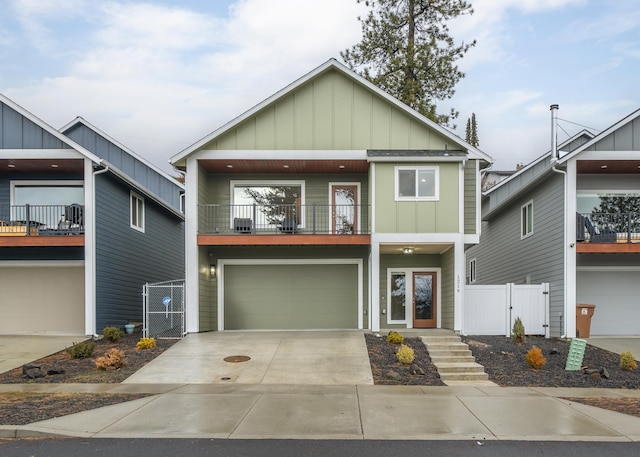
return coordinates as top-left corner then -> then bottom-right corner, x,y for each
2,439 -> 640,457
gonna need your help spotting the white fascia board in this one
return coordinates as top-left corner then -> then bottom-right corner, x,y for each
0,93 -> 102,165
2,149 -> 87,159
463,234 -> 480,244
569,150 -> 640,161
61,117 -> 184,189
367,155 -> 467,163
0,260 -> 84,267
196,150 -> 368,161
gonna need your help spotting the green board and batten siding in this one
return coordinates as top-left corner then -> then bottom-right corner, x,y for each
374,162 -> 460,233
464,164 -> 477,234
202,68 -> 453,152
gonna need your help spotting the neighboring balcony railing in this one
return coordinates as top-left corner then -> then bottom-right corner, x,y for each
198,204 -> 370,235
0,204 -> 84,236
577,212 -> 639,243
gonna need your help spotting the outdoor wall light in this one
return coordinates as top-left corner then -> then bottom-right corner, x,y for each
209,265 -> 216,278
403,247 -> 414,254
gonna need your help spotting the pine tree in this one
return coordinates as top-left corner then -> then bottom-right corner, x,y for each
341,0 -> 476,127
464,112 -> 479,146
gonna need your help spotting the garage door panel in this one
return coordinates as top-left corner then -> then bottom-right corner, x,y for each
224,263 -> 358,330
577,271 -> 640,335
0,266 -> 85,335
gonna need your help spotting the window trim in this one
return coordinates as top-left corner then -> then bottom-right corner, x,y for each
469,258 -> 477,284
130,191 -> 145,232
394,166 -> 439,201
521,200 -> 533,239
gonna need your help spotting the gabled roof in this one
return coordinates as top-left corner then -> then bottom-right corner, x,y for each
61,116 -> 184,189
170,58 -> 492,165
558,107 -> 640,164
0,93 -> 102,164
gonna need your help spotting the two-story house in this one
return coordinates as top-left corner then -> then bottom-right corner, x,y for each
466,106 -> 640,338
170,59 -> 491,333
0,94 -> 185,336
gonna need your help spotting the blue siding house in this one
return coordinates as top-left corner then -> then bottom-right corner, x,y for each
0,94 -> 184,336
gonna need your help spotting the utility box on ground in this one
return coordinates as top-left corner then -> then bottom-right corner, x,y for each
576,304 -> 595,338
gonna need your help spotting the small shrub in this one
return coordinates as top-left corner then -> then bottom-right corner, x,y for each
66,341 -> 96,359
386,331 -> 404,344
95,348 -> 127,371
525,345 -> 546,369
396,344 -> 415,364
136,337 -> 157,350
102,326 -> 124,342
620,351 -> 638,371
511,317 -> 526,345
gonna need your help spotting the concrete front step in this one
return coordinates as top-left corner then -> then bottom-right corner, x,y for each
420,334 -> 496,386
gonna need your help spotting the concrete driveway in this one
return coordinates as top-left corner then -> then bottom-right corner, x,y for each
0,335 -> 84,374
123,330 -> 374,385
587,337 -> 640,356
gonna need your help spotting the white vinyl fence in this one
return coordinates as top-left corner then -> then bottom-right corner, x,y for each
463,283 -> 549,337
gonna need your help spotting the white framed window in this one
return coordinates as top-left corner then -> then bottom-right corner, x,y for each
130,191 -> 145,232
395,166 -> 439,201
521,200 -> 533,239
10,180 -> 84,228
179,192 -> 185,214
469,258 -> 477,284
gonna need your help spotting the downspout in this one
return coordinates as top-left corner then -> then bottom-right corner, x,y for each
90,163 -> 109,337
549,104 -> 567,338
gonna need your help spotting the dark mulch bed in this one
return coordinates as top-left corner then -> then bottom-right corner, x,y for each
0,331 -> 177,384
364,333 -> 445,386
461,335 -> 640,389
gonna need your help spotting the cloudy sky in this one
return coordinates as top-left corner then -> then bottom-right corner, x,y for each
1,0 -> 638,174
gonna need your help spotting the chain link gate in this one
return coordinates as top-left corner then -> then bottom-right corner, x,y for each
143,279 -> 186,339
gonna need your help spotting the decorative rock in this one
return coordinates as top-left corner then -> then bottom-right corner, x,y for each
549,348 -> 559,355
47,367 -> 65,375
409,364 -> 425,375
385,370 -> 402,381
583,368 -> 600,376
24,367 -> 45,379
600,367 -> 610,379
22,363 -> 40,375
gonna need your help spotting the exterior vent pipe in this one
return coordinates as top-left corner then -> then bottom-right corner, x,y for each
550,104 -> 559,162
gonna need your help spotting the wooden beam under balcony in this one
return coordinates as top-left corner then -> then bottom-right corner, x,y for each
0,235 -> 84,247
576,242 -> 640,253
198,234 -> 371,246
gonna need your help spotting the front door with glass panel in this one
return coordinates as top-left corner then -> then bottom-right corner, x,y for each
331,184 -> 357,234
412,272 -> 437,328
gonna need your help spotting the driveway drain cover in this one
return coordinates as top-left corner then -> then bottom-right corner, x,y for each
224,355 -> 251,363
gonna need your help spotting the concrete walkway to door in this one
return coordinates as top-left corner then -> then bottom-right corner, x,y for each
123,331 -> 374,385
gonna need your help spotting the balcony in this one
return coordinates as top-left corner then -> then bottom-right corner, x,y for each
576,212 -> 640,253
0,204 -> 84,246
198,204 -> 370,246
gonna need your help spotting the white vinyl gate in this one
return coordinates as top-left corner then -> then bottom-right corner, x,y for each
463,283 -> 549,337
143,279 -> 186,339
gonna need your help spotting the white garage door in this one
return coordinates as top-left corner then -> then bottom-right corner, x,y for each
577,270 -> 640,336
0,265 -> 85,335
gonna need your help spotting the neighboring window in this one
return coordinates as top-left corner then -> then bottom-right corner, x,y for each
231,180 -> 304,228
130,192 -> 145,232
179,192 -> 185,214
521,200 -> 533,238
469,258 -> 477,284
395,166 -> 439,201
10,180 -> 83,228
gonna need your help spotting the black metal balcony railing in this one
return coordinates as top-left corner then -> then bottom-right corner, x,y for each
198,204 -> 370,235
0,204 -> 84,236
577,212 -> 639,243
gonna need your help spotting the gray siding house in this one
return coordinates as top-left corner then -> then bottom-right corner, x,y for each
0,94 -> 185,335
467,108 -> 640,337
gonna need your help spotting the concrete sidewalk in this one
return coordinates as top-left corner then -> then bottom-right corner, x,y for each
1,383 -> 640,441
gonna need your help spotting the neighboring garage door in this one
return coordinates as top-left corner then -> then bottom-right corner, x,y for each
0,265 -> 85,334
577,270 -> 640,335
224,263 -> 359,330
